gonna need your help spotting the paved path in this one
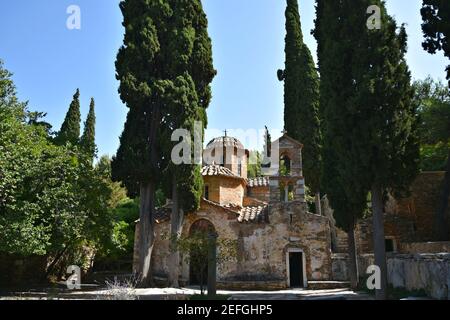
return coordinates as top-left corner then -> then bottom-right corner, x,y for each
0,287 -> 373,300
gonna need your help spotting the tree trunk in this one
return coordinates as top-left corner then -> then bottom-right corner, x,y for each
315,191 -> 322,215
207,233 -> 217,298
138,181 -> 156,288
168,175 -> 184,288
371,183 -> 388,300
45,246 -> 69,279
433,148 -> 450,241
347,223 -> 359,289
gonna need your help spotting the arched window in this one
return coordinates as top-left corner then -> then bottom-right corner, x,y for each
280,154 -> 291,176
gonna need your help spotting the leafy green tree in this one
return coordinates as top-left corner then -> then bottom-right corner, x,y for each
55,89 -> 81,146
0,61 -> 113,280
421,0 -> 450,86
278,0 -> 322,214
80,98 -> 97,162
414,78 -> 450,239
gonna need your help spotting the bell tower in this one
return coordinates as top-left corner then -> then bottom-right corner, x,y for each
268,133 -> 306,204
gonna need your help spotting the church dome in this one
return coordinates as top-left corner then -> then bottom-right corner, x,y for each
206,136 -> 245,150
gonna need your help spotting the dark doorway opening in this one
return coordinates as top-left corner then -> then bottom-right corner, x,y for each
289,252 -> 304,288
385,238 -> 395,253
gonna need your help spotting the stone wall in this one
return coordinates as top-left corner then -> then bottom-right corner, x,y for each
391,172 -> 450,242
0,253 -> 47,287
332,253 -> 450,300
400,242 -> 450,254
333,172 -> 450,256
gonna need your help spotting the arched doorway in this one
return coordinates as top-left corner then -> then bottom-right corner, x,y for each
188,219 -> 216,286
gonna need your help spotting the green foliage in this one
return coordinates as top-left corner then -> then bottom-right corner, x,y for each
414,78 -> 450,171
421,0 -> 450,86
313,0 -> 369,231
55,89 -> 81,146
80,98 -> 97,162
113,0 -> 215,214
172,231 -> 237,292
420,143 -> 449,171
247,151 -> 262,179
314,0 -> 419,229
0,61 -> 113,276
280,0 -> 322,192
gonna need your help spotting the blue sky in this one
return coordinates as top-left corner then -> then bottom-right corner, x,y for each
0,0 -> 448,157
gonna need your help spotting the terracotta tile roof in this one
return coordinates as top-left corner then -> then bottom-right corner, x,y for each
201,164 -> 243,180
247,176 -> 270,188
237,206 -> 269,223
204,199 -> 269,224
206,136 -> 245,150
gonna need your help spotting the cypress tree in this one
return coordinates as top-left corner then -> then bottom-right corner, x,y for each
355,1 -> 419,300
80,98 -> 96,161
112,0 -> 215,287
278,0 -> 322,214
161,0 -> 216,287
56,89 -> 81,145
315,0 -> 419,299
112,0 -> 173,287
313,0 -> 368,290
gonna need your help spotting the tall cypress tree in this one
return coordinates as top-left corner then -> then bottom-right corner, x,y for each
315,0 -> 419,299
421,0 -> 450,241
80,98 -> 96,161
56,89 -> 81,145
112,0 -> 215,287
161,0 -> 216,287
313,0 -> 368,290
355,1 -> 419,300
112,0 -> 173,287
278,0 -> 322,214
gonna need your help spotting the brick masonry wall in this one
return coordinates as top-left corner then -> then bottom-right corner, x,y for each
246,186 -> 270,203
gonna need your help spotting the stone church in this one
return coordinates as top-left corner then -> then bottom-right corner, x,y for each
133,133 -> 333,289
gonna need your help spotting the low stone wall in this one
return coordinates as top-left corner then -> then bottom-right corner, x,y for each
400,242 -> 450,254
217,280 -> 286,291
332,253 -> 450,300
331,254 -> 349,281
0,253 -> 47,287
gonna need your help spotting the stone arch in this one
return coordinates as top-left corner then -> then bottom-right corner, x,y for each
280,153 -> 291,176
188,219 -> 216,286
